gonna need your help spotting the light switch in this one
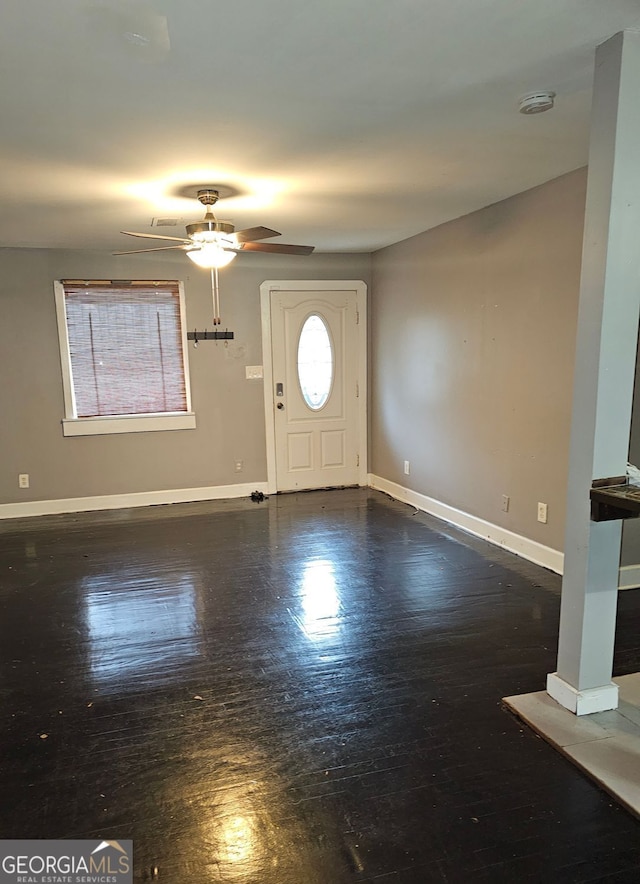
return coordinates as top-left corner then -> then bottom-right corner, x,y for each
245,365 -> 264,380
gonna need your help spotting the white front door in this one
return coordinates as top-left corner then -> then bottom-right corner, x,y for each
261,282 -> 366,492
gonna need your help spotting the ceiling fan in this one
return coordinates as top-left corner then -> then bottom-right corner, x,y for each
113,188 -> 315,325
114,188 -> 314,267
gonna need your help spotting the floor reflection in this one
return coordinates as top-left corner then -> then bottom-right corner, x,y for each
296,558 -> 341,640
194,760 -> 279,882
83,569 -> 202,689
218,814 -> 255,866
203,802 -> 263,881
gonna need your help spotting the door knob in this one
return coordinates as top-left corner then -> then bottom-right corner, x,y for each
277,402 -> 285,410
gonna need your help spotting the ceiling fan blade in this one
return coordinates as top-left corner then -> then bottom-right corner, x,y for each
234,226 -> 281,243
113,245 -> 189,255
237,241 -> 315,255
121,230 -> 192,243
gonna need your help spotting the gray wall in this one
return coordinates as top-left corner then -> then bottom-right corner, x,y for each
370,169 -> 587,551
0,247 -> 370,505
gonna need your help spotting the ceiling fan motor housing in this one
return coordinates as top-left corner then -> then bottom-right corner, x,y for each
186,220 -> 235,239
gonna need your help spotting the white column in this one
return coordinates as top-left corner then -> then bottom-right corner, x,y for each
547,30 -> 640,716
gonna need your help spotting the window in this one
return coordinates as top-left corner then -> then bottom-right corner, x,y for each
297,313 -> 334,410
55,279 -> 195,436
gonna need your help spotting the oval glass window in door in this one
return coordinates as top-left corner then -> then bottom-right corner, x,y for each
297,314 -> 334,410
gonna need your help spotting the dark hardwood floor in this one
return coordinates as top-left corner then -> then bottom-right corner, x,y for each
1,488 -> 640,883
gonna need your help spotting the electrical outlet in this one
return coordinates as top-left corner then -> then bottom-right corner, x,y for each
501,494 -> 510,513
537,502 -> 548,524
18,473 -> 29,489
234,460 -> 243,473
404,460 -> 410,475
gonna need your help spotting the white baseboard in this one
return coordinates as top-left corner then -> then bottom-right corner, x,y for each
368,473 -> 564,574
546,672 -> 619,715
0,482 -> 269,520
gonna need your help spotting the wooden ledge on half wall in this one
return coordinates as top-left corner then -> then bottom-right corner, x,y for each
590,475 -> 640,522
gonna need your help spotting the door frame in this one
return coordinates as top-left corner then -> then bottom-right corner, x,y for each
260,279 -> 368,494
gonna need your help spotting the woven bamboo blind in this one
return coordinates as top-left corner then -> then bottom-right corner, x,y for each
62,281 -> 187,417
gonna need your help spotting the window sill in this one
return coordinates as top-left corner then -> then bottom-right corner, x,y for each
62,413 -> 197,437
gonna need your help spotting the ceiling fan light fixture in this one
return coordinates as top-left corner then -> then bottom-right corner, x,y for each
186,244 -> 236,269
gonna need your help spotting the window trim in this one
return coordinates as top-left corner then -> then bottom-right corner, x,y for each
54,279 -> 196,437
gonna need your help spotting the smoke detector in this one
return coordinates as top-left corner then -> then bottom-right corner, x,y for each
518,91 -> 556,115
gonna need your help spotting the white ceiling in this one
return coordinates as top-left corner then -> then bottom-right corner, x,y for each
1,0 -> 639,254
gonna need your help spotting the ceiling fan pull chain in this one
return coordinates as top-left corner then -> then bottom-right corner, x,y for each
215,266 -> 220,325
210,266 -> 222,325
214,267 -> 216,328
